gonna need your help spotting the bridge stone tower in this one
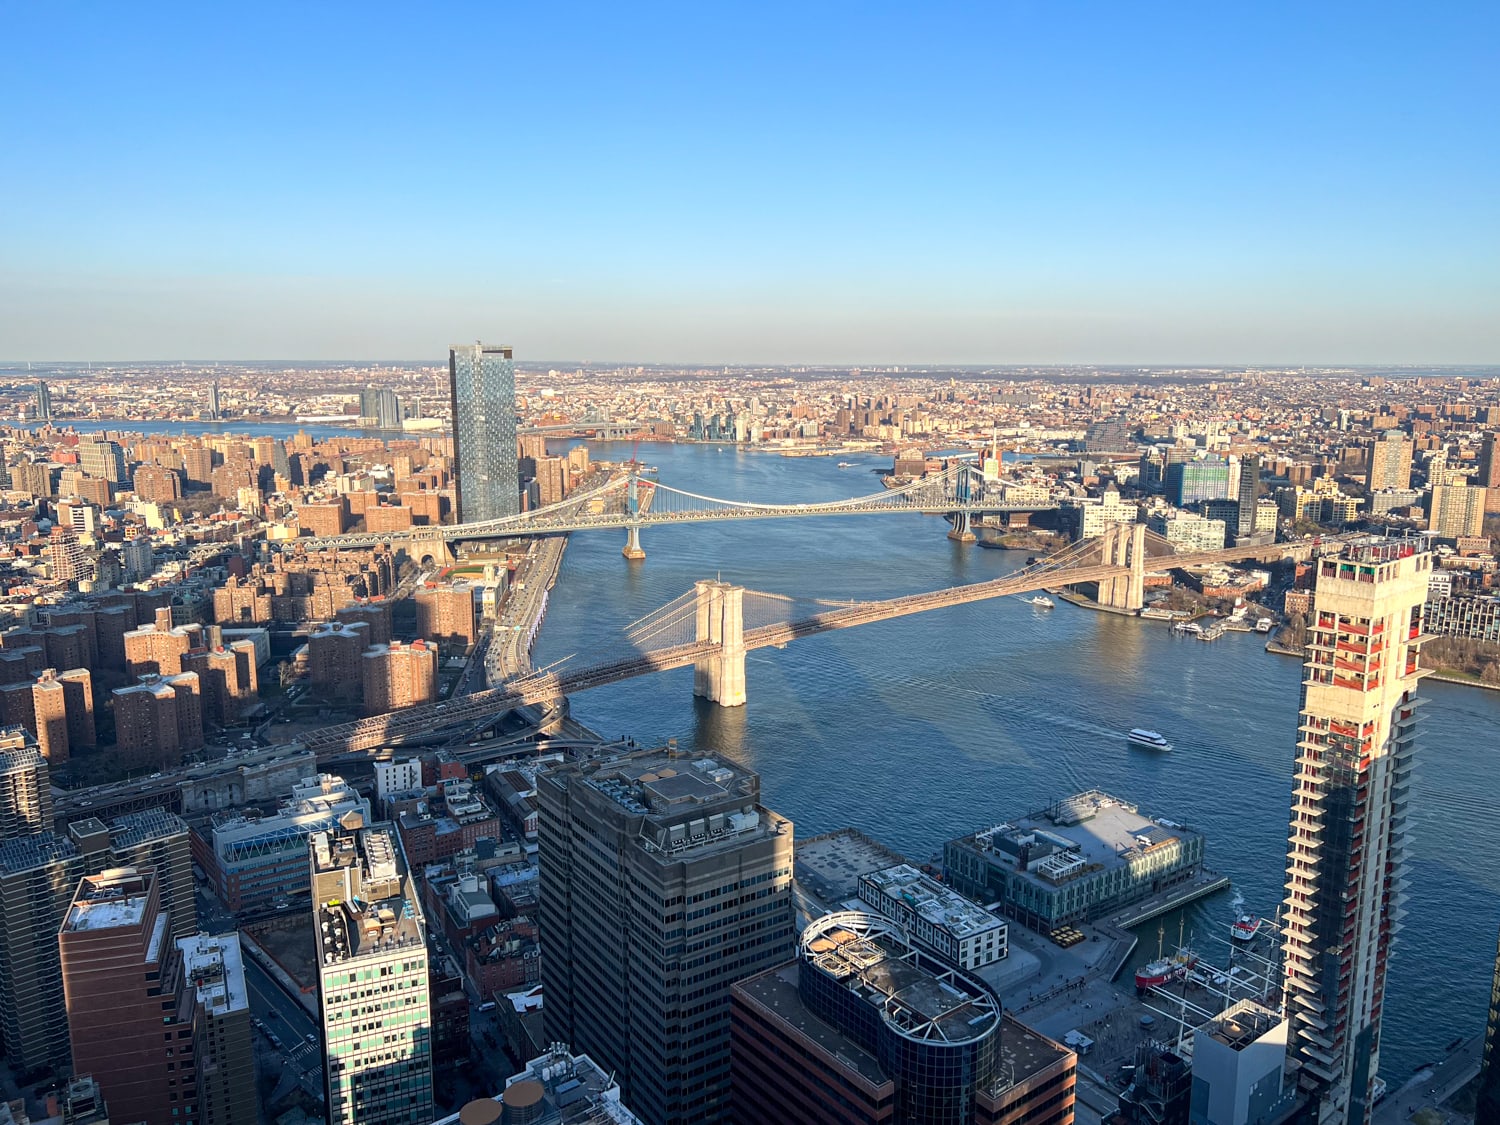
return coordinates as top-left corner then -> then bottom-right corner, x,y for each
1097,522 -> 1147,612
622,472 -> 646,561
693,580 -> 747,707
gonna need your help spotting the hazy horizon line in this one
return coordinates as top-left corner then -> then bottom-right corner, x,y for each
5,358 -> 1499,373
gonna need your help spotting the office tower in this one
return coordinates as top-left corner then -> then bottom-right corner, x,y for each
34,381 -> 52,422
78,440 -> 127,486
1282,538 -> 1430,1125
1235,454 -> 1260,540
60,868 -> 197,1125
1115,1042 -> 1192,1125
732,912 -> 1075,1125
537,749 -> 796,1125
311,823 -> 433,1125
434,1045 -> 645,1125
0,735 -> 51,839
1366,431 -> 1413,491
108,809 -> 198,940
360,387 -> 403,430
0,810 -> 190,1072
179,933 -> 256,1125
449,343 -> 520,523
206,379 -> 220,419
1427,482 -> 1487,539
360,640 -> 437,716
1478,926 -> 1500,1125
58,1075 -> 110,1125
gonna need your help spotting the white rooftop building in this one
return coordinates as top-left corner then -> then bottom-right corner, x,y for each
858,863 -> 1008,970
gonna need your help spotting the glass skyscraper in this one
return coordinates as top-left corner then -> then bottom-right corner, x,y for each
448,343 -> 519,523
311,823 -> 433,1125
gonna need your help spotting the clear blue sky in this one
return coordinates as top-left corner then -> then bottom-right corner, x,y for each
2,2 -> 1495,364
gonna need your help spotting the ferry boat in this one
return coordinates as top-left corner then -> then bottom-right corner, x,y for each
1173,621 -> 1204,636
1127,728 -> 1172,751
1254,618 -> 1274,634
1230,912 -> 1263,942
1029,595 -> 1055,609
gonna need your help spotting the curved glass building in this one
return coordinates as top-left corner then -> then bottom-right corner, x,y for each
798,911 -> 1002,1124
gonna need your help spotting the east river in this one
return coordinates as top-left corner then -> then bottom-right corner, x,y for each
535,441 -> 1500,1083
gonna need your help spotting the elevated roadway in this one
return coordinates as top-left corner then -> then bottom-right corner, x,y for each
52,536 -> 1318,823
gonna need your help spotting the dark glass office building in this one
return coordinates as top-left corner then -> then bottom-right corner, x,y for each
448,343 -> 519,523
794,912 -> 1002,1124
537,749 -> 796,1125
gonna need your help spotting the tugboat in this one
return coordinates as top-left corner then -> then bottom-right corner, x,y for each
1127,728 -> 1172,751
1230,912 -> 1263,943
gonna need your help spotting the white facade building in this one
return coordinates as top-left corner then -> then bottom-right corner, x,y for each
375,758 -> 424,811
857,863 -> 1008,970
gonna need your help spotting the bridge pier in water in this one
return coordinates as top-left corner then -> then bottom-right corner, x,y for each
946,510 -> 976,543
622,523 -> 645,561
1098,523 -> 1147,611
693,580 -> 747,707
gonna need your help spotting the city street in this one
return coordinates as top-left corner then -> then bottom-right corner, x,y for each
1372,1036 -> 1484,1125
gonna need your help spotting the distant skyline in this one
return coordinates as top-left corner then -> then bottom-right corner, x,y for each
3,3 -> 1495,365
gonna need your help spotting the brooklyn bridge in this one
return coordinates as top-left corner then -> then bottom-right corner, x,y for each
57,525 -> 1317,822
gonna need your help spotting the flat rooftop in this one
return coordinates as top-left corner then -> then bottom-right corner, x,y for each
861,864 -> 1004,939
557,750 -> 782,861
179,932 -> 249,1016
733,961 -> 889,1086
990,1013 -> 1074,1096
804,915 -> 999,1045
1203,999 -> 1284,1053
962,791 -> 1198,885
312,825 -> 423,965
795,828 -> 908,907
65,893 -> 147,931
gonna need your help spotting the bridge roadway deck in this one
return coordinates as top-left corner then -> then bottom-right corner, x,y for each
51,539 -> 1310,820
293,500 -> 1045,552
